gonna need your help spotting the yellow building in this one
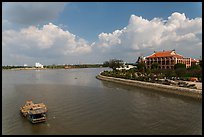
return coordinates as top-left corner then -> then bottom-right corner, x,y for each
145,50 -> 192,69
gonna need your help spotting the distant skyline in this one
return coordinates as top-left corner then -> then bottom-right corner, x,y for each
2,2 -> 202,65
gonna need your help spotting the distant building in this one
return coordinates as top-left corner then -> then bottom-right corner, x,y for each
191,58 -> 200,66
24,64 -> 28,67
64,65 -> 71,69
136,56 -> 146,64
35,62 -> 43,68
144,50 -> 196,69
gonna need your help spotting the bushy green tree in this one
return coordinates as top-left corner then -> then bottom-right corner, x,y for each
102,61 -> 109,67
199,60 -> 202,68
174,63 -> 186,77
137,62 -> 146,73
151,62 -> 159,70
108,59 -> 124,70
174,63 -> 186,70
188,64 -> 201,70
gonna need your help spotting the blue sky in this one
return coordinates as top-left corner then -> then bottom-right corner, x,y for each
55,2 -> 202,42
2,2 -> 202,65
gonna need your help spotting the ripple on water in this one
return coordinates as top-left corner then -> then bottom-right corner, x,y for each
2,69 -> 202,135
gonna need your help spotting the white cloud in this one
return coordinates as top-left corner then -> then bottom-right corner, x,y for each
3,23 -> 92,64
2,2 -> 67,25
98,30 -> 123,47
93,12 -> 202,59
2,12 -> 202,65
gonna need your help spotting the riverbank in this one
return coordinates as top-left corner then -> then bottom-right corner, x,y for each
2,68 -> 46,70
96,74 -> 202,99
2,64 -> 104,70
2,67 -> 106,71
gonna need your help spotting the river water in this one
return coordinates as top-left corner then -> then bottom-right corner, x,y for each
2,68 -> 202,135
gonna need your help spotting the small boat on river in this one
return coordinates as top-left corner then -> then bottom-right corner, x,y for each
20,100 -> 48,124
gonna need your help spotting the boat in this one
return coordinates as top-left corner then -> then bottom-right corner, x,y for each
20,100 -> 48,124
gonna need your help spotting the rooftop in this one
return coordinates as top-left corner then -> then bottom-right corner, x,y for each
146,50 -> 184,58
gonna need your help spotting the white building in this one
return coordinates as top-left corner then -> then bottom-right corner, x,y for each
35,62 -> 43,68
116,62 -> 136,70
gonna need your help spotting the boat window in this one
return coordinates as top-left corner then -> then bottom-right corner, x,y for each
33,114 -> 44,119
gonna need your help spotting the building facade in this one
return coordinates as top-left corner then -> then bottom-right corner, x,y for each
35,62 -> 44,68
144,50 -> 194,69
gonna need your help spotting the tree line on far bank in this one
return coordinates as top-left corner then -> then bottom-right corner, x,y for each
2,64 -> 104,69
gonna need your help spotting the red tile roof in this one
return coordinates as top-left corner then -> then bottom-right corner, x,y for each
146,50 -> 183,58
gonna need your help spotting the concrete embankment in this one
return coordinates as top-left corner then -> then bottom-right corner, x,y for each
96,74 -> 202,99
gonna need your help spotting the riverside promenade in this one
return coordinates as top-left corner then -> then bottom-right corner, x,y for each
96,74 -> 202,99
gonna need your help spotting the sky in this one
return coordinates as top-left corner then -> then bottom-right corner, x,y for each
2,2 -> 202,66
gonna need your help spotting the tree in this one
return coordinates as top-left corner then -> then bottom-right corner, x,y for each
102,61 -> 109,67
174,63 -> 186,70
188,64 -> 201,70
145,68 -> 151,75
162,69 -> 176,78
199,60 -> 202,68
151,62 -> 159,70
174,63 -> 186,77
137,62 -> 146,73
108,59 -> 124,71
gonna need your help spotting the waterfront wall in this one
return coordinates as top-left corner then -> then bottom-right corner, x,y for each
96,74 -> 202,99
